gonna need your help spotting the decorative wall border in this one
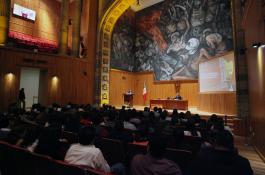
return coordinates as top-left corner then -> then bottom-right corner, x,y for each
97,0 -> 135,105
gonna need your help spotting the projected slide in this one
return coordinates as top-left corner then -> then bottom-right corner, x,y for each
199,52 -> 236,93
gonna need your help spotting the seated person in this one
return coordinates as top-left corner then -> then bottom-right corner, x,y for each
65,126 -> 110,172
184,121 -> 202,137
187,130 -> 253,175
65,126 -> 125,175
34,127 -> 62,160
175,92 -> 182,100
131,134 -> 182,175
0,115 -> 11,140
110,120 -> 134,144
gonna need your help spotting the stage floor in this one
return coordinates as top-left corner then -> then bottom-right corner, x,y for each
114,105 -> 236,118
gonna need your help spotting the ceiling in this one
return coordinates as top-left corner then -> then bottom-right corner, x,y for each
55,0 -> 164,11
130,0 -> 165,12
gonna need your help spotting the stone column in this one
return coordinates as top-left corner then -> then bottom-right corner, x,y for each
72,0 -> 82,57
232,0 -> 249,119
59,0 -> 69,55
0,0 -> 10,46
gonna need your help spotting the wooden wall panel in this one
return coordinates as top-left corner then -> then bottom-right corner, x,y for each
0,48 -> 94,111
109,70 -> 199,107
109,69 -> 135,106
243,0 -> 265,160
9,0 -> 61,42
134,72 -> 199,107
198,93 -> 237,115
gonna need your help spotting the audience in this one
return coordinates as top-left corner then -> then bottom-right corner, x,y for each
187,130 -> 253,175
0,103 -> 254,175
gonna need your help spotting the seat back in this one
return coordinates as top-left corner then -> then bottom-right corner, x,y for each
183,136 -> 202,153
127,143 -> 147,164
54,160 -> 86,175
0,141 -> 113,175
164,148 -> 193,173
14,145 -> 38,175
95,138 -> 125,166
32,153 -> 55,175
0,141 -> 19,175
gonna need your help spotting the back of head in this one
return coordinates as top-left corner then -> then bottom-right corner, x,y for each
185,111 -> 192,118
172,109 -> 178,116
78,126 -> 95,145
114,120 -> 124,132
214,130 -> 234,150
148,134 -> 167,158
173,128 -> 184,145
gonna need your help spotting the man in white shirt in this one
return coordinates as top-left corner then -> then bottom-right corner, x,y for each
65,126 -> 110,172
65,126 -> 125,174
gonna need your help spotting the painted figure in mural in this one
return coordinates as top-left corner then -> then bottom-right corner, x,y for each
111,12 -> 135,71
137,11 -> 168,53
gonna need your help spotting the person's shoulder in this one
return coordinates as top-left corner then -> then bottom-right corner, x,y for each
132,154 -> 145,163
161,158 -> 182,174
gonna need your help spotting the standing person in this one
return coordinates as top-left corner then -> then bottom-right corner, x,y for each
18,88 -> 25,110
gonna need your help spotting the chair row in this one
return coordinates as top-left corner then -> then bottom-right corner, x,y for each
94,138 -> 194,173
0,141 -> 113,175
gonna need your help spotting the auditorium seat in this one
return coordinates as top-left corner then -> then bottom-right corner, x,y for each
0,141 -> 19,175
0,141 -> 113,175
95,138 -> 125,166
127,142 -> 147,164
14,145 -> 39,175
164,148 -> 193,173
62,131 -> 78,144
183,136 -> 202,153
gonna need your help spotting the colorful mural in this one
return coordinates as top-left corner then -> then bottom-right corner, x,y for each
111,0 -> 234,81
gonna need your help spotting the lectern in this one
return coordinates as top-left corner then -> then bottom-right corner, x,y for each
123,93 -> 134,107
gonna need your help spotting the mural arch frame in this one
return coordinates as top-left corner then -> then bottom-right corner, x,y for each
97,0 -> 135,105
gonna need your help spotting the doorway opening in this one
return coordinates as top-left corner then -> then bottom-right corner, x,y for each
19,67 -> 48,109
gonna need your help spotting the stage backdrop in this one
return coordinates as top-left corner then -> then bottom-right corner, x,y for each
111,0 -> 234,81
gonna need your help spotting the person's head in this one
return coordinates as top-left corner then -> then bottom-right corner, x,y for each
144,107 -> 150,112
114,120 -> 124,132
160,110 -> 167,120
213,117 -> 225,131
185,111 -> 192,118
172,109 -> 178,115
148,134 -> 167,158
78,126 -> 95,145
214,130 -> 234,150
36,127 -> 61,150
173,128 -> 184,145
20,88 -> 24,91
